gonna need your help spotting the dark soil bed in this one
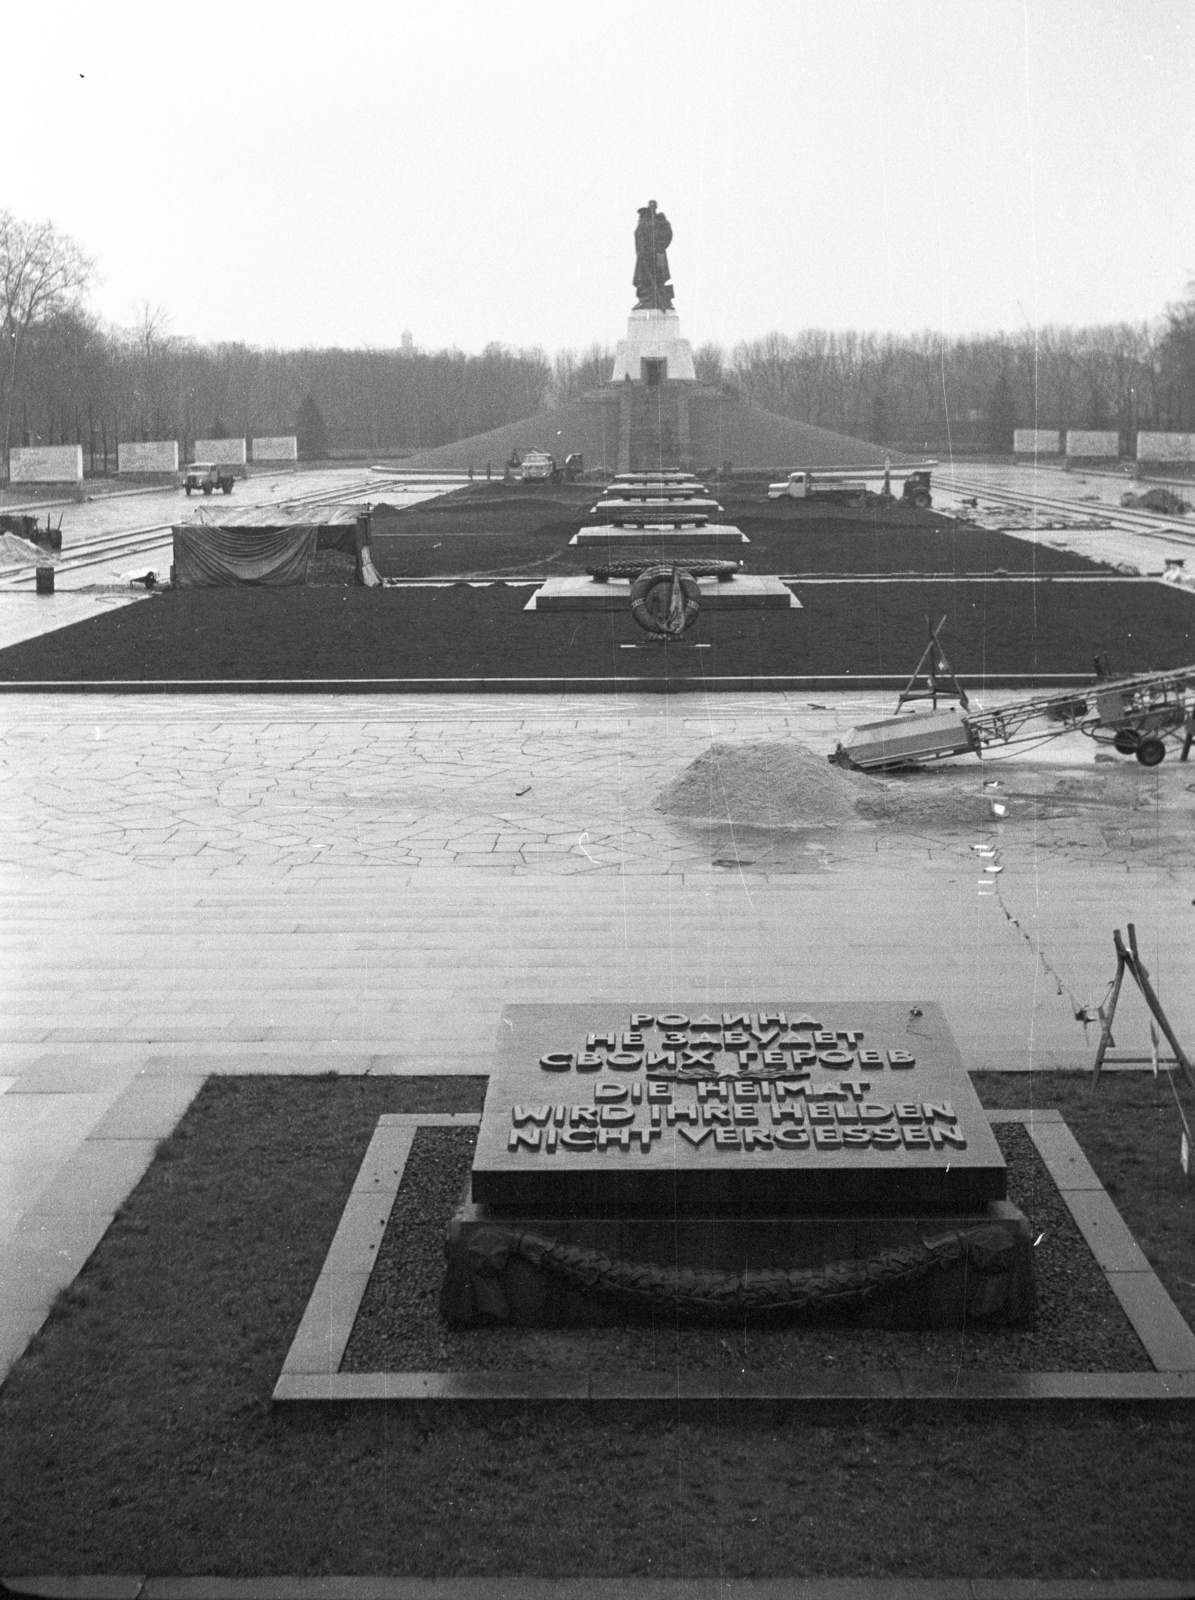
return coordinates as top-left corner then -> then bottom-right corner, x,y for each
370,485 -> 1111,580
343,1123 -> 1149,1375
0,1075 -> 1191,1579
1,580 -> 1189,685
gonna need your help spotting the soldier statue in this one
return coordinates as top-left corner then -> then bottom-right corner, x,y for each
633,201 -> 674,312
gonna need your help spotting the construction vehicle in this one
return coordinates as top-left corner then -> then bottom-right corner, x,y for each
829,619 -> 1195,771
901,469 -> 933,508
518,450 -> 556,483
768,463 -> 935,505
184,461 -> 236,497
769,470 -> 870,502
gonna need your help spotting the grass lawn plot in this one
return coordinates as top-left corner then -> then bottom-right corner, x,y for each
0,1073 -> 1192,1580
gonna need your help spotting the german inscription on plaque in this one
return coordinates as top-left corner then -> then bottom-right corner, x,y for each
471,1002 -> 1005,1214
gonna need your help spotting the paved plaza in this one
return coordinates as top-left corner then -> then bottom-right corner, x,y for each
2,687 -> 1192,1381
2,461 -> 1193,1384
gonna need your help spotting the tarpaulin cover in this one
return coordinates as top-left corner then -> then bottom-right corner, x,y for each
316,525 -> 360,555
172,524 -> 319,587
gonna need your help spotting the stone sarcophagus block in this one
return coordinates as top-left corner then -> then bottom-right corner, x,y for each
443,1002 -> 1035,1330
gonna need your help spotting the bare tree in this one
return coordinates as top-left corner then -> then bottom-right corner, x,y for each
693,343 -> 725,385
548,343 -> 612,407
0,211 -> 95,461
1157,281 -> 1195,431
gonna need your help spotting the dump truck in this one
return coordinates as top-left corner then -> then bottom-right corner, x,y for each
768,464 -> 935,506
184,461 -> 237,497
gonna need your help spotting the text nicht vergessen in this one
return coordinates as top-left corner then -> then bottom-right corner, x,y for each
506,1012 -> 964,1158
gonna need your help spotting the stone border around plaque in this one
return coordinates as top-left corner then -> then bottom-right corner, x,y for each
272,1107 -> 1195,1408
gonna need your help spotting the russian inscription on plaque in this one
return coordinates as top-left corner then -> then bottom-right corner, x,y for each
471,1002 -> 1005,1213
444,1003 -> 1034,1329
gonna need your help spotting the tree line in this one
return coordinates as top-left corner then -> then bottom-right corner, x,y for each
719,316 -> 1195,453
4,210 -> 1194,468
6,299 -> 555,468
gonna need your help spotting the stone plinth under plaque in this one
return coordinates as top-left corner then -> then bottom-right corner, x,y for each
442,1003 -> 1035,1329
588,496 -> 722,526
526,575 -> 797,611
570,524 -> 749,547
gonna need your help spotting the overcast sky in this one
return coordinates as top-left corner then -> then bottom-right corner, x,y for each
6,0 -> 1193,355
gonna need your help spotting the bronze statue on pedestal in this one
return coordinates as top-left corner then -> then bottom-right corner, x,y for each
633,201 -> 674,312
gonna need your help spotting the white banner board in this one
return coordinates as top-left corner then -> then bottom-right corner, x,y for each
9,445 -> 84,483
1066,430 -> 1119,458
193,438 -> 247,465
252,436 -> 298,462
1013,429 -> 1060,454
1136,432 -> 1195,463
118,440 -> 179,473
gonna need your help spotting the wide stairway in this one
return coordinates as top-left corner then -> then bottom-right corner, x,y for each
619,382 -> 688,472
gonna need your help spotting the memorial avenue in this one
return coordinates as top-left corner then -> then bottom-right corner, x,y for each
2,6 -> 1195,1594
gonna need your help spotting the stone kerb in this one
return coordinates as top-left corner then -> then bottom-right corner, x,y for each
1013,429 -> 1060,455
1065,430 -> 1120,459
251,435 -> 299,463
1136,431 -> 1195,465
8,445 -> 84,484
192,437 -> 248,466
117,440 -> 179,474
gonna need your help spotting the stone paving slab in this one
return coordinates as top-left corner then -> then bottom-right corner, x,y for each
0,1091 -> 126,1225
277,1274 -> 377,1378
1102,1273 -> 1195,1373
1059,1191 -> 1154,1274
0,1071 -> 204,1380
1022,1123 -> 1104,1189
83,1073 -> 206,1140
0,1220 -> 115,1377
9,1055 -> 143,1091
9,1203 -> 124,1259
24,1136 -> 159,1218
351,1124 -> 418,1195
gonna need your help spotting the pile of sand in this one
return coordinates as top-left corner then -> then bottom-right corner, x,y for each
657,739 -> 1020,832
655,741 -> 864,828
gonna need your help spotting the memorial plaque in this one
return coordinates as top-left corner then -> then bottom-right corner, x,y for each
472,1002 -> 1005,1215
